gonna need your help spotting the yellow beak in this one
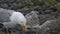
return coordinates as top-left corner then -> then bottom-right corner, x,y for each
22,24 -> 28,31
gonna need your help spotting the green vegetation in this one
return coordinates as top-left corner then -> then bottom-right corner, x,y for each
22,0 -> 60,9
44,0 -> 60,9
1,0 -> 60,10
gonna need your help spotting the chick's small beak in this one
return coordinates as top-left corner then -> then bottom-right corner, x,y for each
22,24 -> 28,31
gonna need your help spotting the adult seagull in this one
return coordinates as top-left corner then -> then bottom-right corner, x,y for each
0,8 -> 27,34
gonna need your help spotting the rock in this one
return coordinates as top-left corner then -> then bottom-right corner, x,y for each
46,6 -> 57,12
25,11 -> 39,27
39,14 -> 55,25
44,10 -> 52,14
0,31 -> 6,34
34,6 -> 41,11
40,18 -> 60,34
17,7 -> 32,15
1,4 -> 9,9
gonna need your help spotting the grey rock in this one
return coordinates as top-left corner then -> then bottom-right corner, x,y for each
39,14 -> 55,25
34,6 -> 41,11
25,11 -> 39,27
40,18 -> 60,34
0,31 -> 6,34
44,10 -> 52,14
17,7 -> 31,15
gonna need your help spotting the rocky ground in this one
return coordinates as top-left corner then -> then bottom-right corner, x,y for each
0,0 -> 60,34
0,0 -> 60,25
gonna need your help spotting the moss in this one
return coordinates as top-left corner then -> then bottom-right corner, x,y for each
47,32 -> 50,34
55,3 -> 60,9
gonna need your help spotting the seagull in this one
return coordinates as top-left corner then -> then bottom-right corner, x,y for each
0,8 -> 27,34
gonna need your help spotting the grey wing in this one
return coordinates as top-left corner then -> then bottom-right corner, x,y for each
0,9 -> 11,23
